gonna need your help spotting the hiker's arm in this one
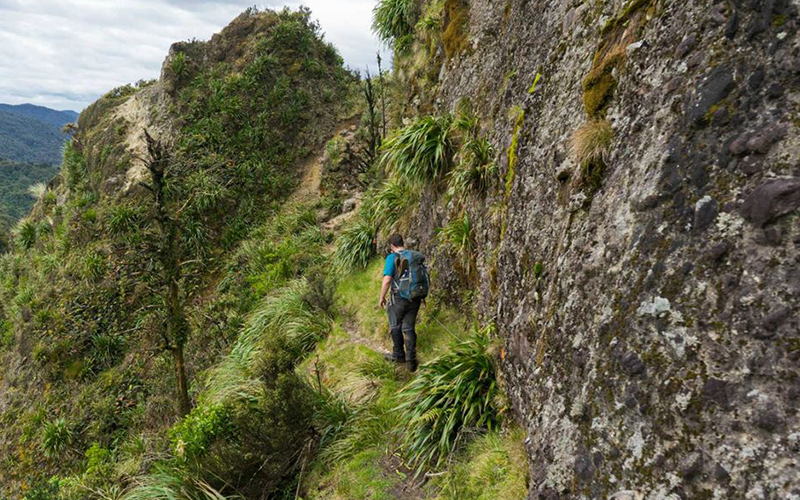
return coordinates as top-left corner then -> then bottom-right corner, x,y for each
379,275 -> 391,308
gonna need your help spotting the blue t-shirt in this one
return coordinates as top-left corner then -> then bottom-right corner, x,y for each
383,253 -> 398,277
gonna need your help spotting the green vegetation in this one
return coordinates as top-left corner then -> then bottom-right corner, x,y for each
0,8 -> 355,499
432,428 -> 528,500
41,418 -> 74,458
396,325 -> 500,472
380,115 -> 456,184
0,110 -> 66,164
0,159 -> 60,220
333,178 -> 418,270
0,5 -> 534,500
447,136 -> 497,202
571,119 -> 614,194
436,212 -> 475,277
373,0 -> 418,51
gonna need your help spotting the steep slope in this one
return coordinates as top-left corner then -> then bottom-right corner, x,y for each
0,8 -> 355,499
375,0 -> 800,499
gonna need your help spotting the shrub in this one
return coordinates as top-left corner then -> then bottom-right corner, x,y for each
395,326 -> 500,471
380,115 -> 456,184
436,212 -> 474,276
170,404 -> 232,461
181,376 -> 316,499
42,417 -> 74,457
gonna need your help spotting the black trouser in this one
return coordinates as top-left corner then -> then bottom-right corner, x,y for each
388,295 -> 421,362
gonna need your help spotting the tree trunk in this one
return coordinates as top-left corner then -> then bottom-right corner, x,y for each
172,346 -> 191,417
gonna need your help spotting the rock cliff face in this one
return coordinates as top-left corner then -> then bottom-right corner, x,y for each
408,0 -> 800,498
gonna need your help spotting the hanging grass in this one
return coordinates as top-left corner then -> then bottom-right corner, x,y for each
362,177 -> 418,228
373,0 -> 417,45
436,212 -> 475,276
447,137 -> 497,202
380,115 -> 456,184
395,326 -> 500,472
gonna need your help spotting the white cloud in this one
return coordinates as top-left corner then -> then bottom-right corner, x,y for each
0,0 -> 387,111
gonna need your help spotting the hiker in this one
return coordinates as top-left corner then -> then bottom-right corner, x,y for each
378,233 -> 429,372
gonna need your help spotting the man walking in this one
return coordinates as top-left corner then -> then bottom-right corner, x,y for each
379,233 -> 429,372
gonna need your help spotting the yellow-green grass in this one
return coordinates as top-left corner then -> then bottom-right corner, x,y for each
432,426 -> 528,500
306,449 -> 399,500
336,258 -> 469,363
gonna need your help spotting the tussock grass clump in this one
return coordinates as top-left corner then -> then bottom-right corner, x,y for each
570,119 -> 614,193
333,178 -> 418,270
436,212 -> 475,277
333,215 -> 377,271
123,468 -> 238,500
203,279 -> 331,405
373,0 -> 418,48
42,417 -> 74,458
447,137 -> 497,202
570,119 -> 614,168
13,219 -> 37,250
396,326 -> 500,471
380,115 -> 456,184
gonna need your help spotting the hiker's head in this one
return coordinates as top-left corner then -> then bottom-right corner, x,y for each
388,233 -> 404,252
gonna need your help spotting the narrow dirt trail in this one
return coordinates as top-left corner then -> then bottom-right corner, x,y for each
293,118 -> 359,202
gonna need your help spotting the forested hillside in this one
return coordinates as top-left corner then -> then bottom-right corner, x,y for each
0,109 -> 66,164
0,159 -> 60,220
0,1 -> 798,500
0,104 -> 78,129
0,103 -> 77,223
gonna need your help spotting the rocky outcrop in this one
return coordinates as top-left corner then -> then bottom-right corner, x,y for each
407,0 -> 800,498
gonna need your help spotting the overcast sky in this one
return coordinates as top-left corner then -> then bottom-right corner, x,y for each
0,0 -> 387,112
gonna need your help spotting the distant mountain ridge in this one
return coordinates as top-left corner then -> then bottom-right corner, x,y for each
0,103 -> 78,129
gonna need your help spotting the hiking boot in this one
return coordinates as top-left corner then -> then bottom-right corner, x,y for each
384,352 -> 405,363
407,359 -> 418,372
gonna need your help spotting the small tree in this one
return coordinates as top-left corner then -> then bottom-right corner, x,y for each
363,67 -> 381,163
377,52 -> 388,137
138,131 -> 195,417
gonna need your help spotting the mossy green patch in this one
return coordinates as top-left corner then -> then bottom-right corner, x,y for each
505,107 -> 525,199
442,0 -> 470,59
